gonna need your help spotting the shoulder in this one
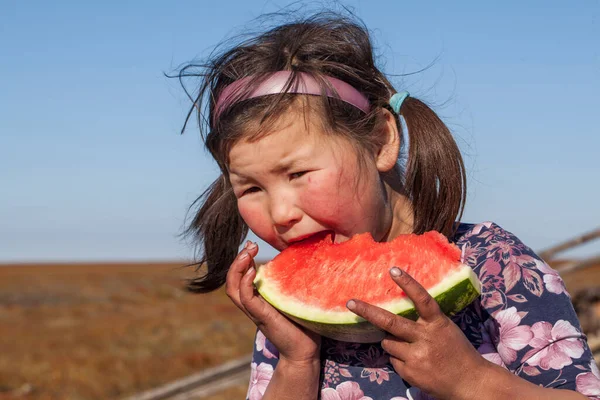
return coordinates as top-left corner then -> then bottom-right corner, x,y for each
452,220 -> 570,306
452,221 -> 550,278
450,222 -> 598,389
452,220 -> 529,250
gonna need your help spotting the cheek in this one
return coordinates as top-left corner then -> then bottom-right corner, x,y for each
301,170 -> 365,224
301,159 -> 386,235
238,201 -> 272,238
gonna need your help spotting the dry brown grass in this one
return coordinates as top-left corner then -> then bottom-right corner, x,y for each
0,262 -> 256,400
0,260 -> 597,400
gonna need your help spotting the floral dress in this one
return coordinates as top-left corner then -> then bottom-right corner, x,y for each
246,222 -> 600,399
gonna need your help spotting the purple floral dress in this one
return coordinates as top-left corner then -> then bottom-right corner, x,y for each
246,222 -> 600,399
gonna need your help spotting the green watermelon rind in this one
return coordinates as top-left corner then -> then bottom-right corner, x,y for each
255,264 -> 481,343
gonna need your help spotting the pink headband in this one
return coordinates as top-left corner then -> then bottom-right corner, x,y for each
213,71 -> 370,124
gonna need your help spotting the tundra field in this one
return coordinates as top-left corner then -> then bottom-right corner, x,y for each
0,260 -> 598,400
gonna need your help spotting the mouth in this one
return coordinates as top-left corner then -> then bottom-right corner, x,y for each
287,230 -> 335,246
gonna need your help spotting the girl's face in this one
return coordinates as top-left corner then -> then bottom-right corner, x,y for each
228,111 -> 395,251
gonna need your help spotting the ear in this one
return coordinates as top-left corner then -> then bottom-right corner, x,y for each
375,108 -> 401,172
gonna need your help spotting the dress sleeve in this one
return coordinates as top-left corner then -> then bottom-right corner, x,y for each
246,329 -> 280,400
457,221 -> 600,398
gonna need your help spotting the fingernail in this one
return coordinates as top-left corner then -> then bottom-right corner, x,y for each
245,267 -> 255,276
248,242 -> 258,250
346,300 -> 356,310
390,267 -> 402,277
244,240 -> 252,249
239,252 -> 249,260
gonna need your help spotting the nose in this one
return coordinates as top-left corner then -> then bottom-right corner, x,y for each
270,192 -> 302,228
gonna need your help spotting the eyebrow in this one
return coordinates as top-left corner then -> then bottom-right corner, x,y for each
268,158 -> 303,174
228,172 -> 251,185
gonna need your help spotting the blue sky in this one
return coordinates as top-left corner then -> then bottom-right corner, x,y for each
1,1 -> 598,263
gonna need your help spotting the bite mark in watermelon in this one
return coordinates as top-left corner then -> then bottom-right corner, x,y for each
254,231 -> 481,343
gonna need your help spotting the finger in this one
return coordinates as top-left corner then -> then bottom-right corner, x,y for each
246,241 -> 259,257
225,243 -> 259,308
239,263 -> 271,317
239,263 -> 293,333
389,357 -> 408,381
381,335 -> 411,361
390,267 -> 441,321
226,242 -> 259,285
239,260 -> 259,307
225,250 -> 251,303
238,263 -> 262,324
347,299 -> 417,342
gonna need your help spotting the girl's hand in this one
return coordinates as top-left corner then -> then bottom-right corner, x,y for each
226,242 -> 322,365
347,267 -> 486,400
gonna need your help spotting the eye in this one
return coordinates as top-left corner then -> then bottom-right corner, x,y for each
242,186 -> 261,196
290,171 -> 309,180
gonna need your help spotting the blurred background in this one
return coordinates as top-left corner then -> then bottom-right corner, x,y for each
1,1 -> 598,399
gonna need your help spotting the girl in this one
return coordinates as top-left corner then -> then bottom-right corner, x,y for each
179,12 -> 600,400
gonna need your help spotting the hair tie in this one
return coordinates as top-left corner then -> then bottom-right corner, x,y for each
389,91 -> 410,114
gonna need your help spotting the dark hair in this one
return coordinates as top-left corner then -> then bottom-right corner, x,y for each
177,12 -> 466,293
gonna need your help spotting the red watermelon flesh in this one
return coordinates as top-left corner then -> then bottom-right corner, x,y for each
254,230 -> 480,342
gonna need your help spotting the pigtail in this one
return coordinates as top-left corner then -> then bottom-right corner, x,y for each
400,97 -> 466,237
185,175 -> 248,293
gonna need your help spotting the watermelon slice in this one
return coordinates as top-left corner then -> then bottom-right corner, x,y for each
254,231 -> 481,343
